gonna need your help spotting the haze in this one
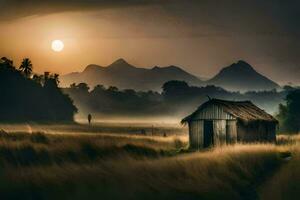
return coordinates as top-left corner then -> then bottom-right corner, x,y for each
0,0 -> 299,85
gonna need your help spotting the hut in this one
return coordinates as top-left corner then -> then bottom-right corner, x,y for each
181,98 -> 278,149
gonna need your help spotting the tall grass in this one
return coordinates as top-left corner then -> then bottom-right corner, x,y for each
0,129 -> 297,200
0,130 -> 184,166
259,135 -> 300,200
0,145 -> 282,200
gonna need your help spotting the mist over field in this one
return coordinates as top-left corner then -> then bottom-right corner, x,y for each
63,80 -> 289,123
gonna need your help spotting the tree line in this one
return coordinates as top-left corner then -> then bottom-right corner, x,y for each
0,57 -> 77,122
64,80 -> 300,133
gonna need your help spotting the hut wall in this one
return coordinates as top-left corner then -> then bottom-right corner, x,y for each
188,104 -> 237,149
188,120 -> 204,149
258,123 -> 268,141
257,122 -> 276,142
237,123 -> 257,142
266,123 -> 276,142
213,120 -> 226,146
237,122 -> 276,142
226,120 -> 237,143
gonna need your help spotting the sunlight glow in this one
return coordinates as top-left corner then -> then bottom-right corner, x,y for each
51,40 -> 64,52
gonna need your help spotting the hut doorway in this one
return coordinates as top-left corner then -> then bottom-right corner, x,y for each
204,120 -> 214,147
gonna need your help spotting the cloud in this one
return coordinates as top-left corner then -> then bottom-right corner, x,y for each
1,0 -> 299,37
0,0 -> 169,20
1,0 -> 299,39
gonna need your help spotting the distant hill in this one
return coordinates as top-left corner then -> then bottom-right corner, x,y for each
60,58 -> 203,91
206,60 -> 280,92
61,59 -> 280,92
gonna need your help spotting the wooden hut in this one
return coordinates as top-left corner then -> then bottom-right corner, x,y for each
181,98 -> 278,149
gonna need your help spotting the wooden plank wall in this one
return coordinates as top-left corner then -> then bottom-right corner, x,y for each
189,120 -> 203,149
213,120 -> 226,146
267,124 -> 276,142
237,122 -> 276,143
188,104 -> 239,149
226,120 -> 237,143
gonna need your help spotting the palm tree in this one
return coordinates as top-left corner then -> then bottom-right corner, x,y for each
19,58 -> 33,78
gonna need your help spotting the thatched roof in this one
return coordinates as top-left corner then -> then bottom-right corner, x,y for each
181,98 -> 278,124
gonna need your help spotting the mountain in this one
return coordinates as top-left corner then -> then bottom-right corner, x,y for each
60,58 -> 203,91
61,59 -> 280,92
206,60 -> 280,92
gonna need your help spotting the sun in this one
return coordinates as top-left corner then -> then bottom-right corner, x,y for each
51,40 -> 64,52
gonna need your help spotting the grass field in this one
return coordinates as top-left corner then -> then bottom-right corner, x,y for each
259,135 -> 300,200
0,123 -> 298,200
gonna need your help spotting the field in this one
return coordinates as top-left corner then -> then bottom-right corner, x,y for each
0,123 -> 299,200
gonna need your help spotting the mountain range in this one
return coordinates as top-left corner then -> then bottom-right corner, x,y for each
60,59 -> 279,92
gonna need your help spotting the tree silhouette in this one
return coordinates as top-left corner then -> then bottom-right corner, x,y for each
108,86 -> 118,92
52,73 -> 60,85
19,58 -> 33,78
93,84 -> 105,92
64,80 -> 291,119
32,74 -> 43,85
0,56 -> 77,122
1,57 -> 14,69
76,83 -> 90,92
277,89 -> 300,133
44,73 -> 61,90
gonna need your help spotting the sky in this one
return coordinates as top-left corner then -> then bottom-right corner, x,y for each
0,0 -> 299,85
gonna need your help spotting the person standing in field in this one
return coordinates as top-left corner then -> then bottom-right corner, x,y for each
88,114 -> 92,125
